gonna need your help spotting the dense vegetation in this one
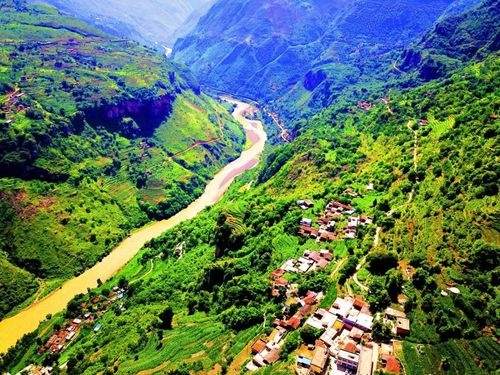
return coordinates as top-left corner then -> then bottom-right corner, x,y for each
0,0 -> 244,317
172,0 -> 477,107
3,45 -> 498,375
0,1 -> 498,374
399,0 -> 499,80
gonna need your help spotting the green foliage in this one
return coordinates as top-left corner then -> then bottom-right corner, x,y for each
0,0 -> 245,316
300,326 -> 322,345
366,251 -> 398,275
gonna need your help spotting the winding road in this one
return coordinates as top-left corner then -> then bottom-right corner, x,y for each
0,99 -> 267,354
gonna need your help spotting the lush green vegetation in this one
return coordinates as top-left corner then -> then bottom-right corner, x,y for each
3,47 -> 498,374
0,0 -> 244,317
1,1 -> 498,374
173,0 -> 483,119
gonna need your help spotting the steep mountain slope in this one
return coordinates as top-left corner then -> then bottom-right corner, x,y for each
172,0 -> 462,101
0,0 -> 244,318
399,0 -> 500,80
274,0 -> 496,122
29,0 -> 214,48
3,31 -> 498,375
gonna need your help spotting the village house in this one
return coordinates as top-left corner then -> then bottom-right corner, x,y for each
298,199 -> 314,210
345,228 -> 357,239
326,201 -> 356,215
251,339 -> 267,355
270,268 -> 285,280
337,348 -> 360,372
294,295 -> 403,375
384,307 -> 410,337
310,341 -> 329,374
357,101 -> 374,111
394,317 -> 410,336
299,225 -> 319,239
344,188 -> 359,197
380,354 -> 401,374
301,218 -> 313,227
359,215 -> 373,225
357,344 -> 377,375
348,216 -> 360,228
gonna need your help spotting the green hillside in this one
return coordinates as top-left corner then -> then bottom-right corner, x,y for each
2,47 -> 497,374
173,0 -> 466,109
0,0 -> 244,318
399,0 -> 499,80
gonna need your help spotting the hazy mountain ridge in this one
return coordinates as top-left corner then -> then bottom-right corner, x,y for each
172,0 -> 466,101
29,0 -> 213,48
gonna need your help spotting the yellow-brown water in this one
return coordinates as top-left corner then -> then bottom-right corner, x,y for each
0,100 -> 267,353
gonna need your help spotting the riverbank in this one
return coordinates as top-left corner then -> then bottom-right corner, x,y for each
0,99 -> 267,354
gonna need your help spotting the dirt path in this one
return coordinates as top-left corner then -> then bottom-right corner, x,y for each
351,226 -> 382,292
0,99 -> 268,354
406,120 -> 419,203
130,259 -> 154,285
29,279 -> 46,306
265,109 -> 292,142
330,259 -> 346,280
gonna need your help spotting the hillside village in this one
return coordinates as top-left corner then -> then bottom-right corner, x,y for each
247,292 -> 410,374
298,199 -> 373,242
246,198 -> 409,374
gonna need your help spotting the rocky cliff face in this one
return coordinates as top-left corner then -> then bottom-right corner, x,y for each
84,94 -> 175,138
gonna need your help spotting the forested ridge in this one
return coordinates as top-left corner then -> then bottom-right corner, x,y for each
0,0 -> 244,319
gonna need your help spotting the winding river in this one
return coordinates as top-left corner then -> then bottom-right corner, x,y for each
0,99 -> 267,354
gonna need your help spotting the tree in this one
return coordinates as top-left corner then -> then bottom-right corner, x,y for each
158,306 -> 174,329
367,251 -> 398,275
281,330 -> 301,358
386,270 -> 404,300
300,326 -> 322,345
372,320 -> 392,342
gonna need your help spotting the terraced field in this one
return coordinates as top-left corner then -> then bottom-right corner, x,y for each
402,337 -> 500,375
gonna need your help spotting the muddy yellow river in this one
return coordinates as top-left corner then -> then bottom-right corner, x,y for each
0,100 -> 267,353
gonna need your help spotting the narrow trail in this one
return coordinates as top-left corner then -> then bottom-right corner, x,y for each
406,120 -> 419,203
28,280 -> 46,307
389,121 -> 420,215
351,226 -> 382,292
265,109 -> 292,142
165,114 -> 226,162
130,259 -> 154,285
330,259 -> 347,280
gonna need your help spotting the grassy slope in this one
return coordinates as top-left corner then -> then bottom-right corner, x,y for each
0,0 -> 244,318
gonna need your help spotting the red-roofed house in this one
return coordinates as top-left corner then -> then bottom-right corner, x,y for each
274,278 -> 289,288
251,339 -> 267,354
270,268 -> 285,280
286,316 -> 302,330
263,348 -> 280,365
320,249 -> 333,261
316,258 -> 329,269
308,251 -> 322,262
300,304 -> 313,316
344,342 -> 358,353
382,355 -> 400,374
299,226 -> 319,238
